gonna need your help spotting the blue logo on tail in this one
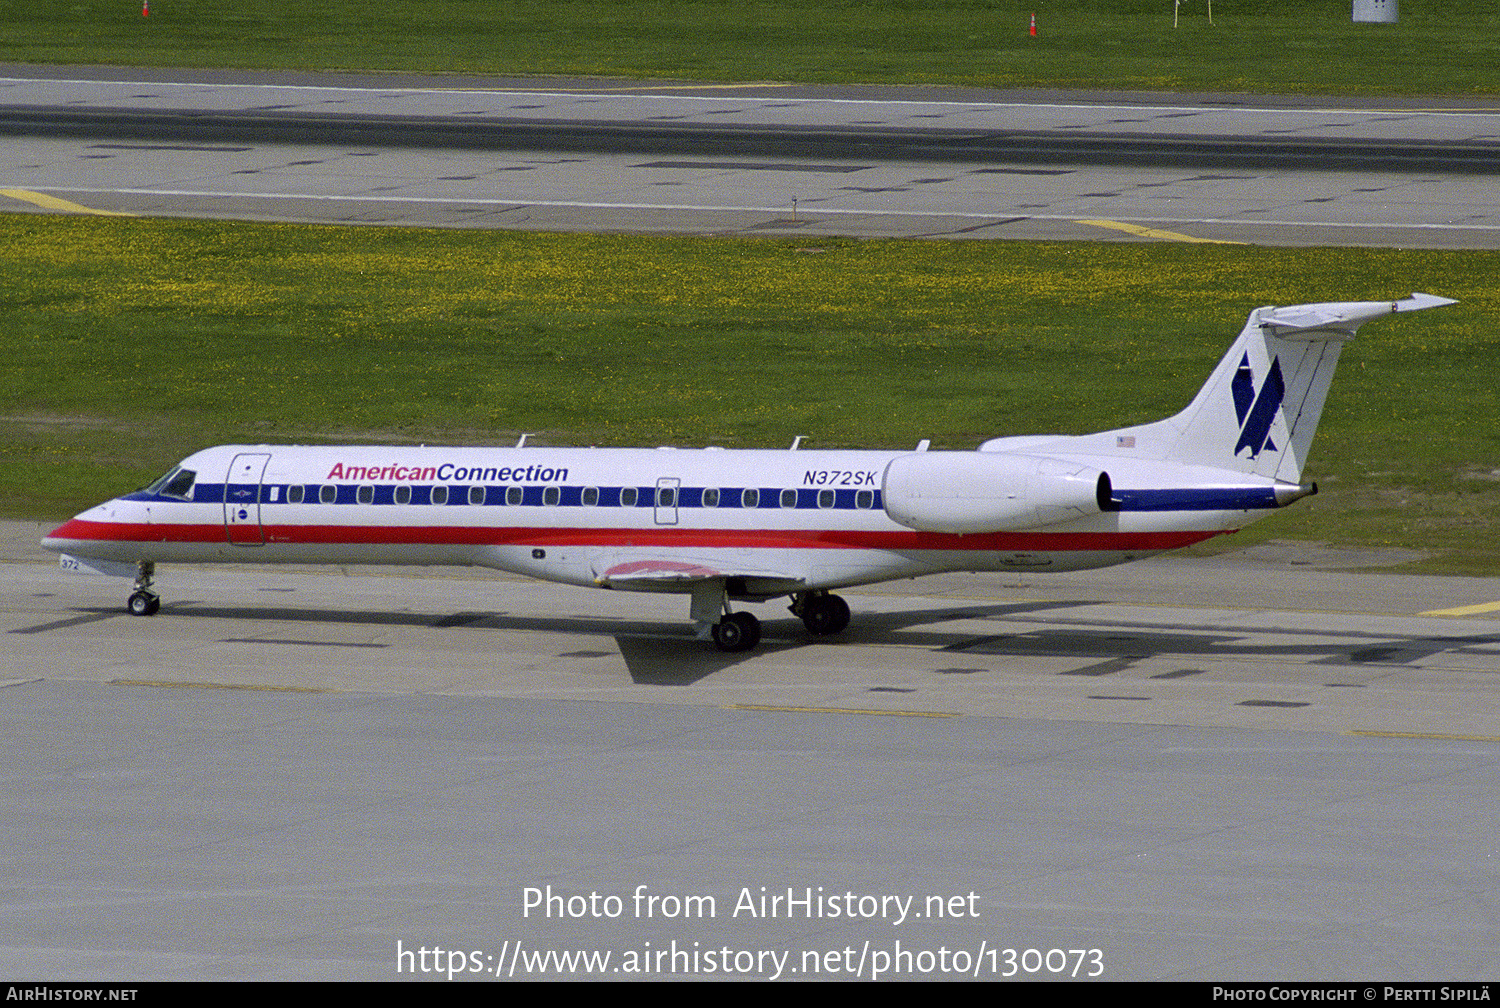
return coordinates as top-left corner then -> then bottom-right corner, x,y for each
1231,354 -> 1284,458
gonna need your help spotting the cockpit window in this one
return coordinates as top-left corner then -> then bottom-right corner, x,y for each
147,467 -> 197,500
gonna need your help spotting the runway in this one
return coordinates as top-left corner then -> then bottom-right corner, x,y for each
4,67 -> 1500,246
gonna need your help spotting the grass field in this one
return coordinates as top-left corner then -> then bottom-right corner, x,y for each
2,214 -> 1496,571
3,1 -> 1498,97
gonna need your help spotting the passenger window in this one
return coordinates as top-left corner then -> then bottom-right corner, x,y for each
544,486 -> 560,506
506,486 -> 523,506
702,488 -> 720,508
319,485 -> 336,504
469,486 -> 485,505
394,485 -> 411,505
431,485 -> 449,505
358,485 -> 374,505
657,486 -> 676,507
780,488 -> 797,509
742,488 -> 758,508
288,485 -> 305,504
621,487 -> 638,506
582,486 -> 599,506
856,489 -> 874,509
818,489 -> 834,509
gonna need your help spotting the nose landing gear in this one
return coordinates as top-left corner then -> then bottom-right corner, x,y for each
126,561 -> 160,616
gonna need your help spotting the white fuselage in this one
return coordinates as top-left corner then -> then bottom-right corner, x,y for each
44,443 -> 1276,599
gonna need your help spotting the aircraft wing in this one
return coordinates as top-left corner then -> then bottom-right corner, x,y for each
593,557 -> 805,595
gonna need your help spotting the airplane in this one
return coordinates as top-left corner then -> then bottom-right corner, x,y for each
43,292 -> 1455,652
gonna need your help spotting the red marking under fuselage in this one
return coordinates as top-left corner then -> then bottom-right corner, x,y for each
47,518 -> 1225,552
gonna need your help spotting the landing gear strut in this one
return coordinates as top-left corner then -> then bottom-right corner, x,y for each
126,561 -> 160,616
790,591 -> 850,636
692,585 -> 762,652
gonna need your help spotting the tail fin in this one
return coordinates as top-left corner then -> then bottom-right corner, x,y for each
1061,293 -> 1456,482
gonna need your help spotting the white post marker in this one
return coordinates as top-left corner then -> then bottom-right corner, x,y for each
1353,0 -> 1398,22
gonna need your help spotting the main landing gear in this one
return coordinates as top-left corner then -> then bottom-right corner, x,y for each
692,587 -> 762,653
790,590 -> 850,637
711,611 -> 761,652
126,561 -> 160,616
693,588 -> 852,652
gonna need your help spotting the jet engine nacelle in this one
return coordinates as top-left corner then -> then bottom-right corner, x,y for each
882,452 -> 1113,534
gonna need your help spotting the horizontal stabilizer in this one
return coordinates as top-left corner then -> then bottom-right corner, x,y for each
1261,292 -> 1458,335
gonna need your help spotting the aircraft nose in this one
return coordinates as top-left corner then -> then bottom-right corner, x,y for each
42,515 -> 102,553
40,499 -> 137,554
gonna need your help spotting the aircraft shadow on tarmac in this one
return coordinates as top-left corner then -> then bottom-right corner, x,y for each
47,600 -> 1500,682
921,607 -> 1500,670
611,635 -> 805,684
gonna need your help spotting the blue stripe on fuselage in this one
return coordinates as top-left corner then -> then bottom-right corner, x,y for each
118,484 -> 887,510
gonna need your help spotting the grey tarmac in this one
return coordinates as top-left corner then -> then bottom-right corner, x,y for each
5,520 -> 1500,734
2,529 -> 1499,980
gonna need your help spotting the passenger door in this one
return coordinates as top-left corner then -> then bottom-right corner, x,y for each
224,453 -> 270,545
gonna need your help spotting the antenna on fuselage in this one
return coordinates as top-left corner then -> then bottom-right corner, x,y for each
515,433 -> 532,448
789,435 -> 808,450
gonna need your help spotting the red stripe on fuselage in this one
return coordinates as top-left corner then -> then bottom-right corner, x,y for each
46,518 -> 1225,552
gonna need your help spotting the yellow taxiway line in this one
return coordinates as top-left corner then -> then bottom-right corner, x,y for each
110,679 -> 332,692
1077,218 -> 1243,244
726,704 -> 958,717
1419,600 -> 1500,617
0,188 -> 136,216
1348,730 -> 1500,742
